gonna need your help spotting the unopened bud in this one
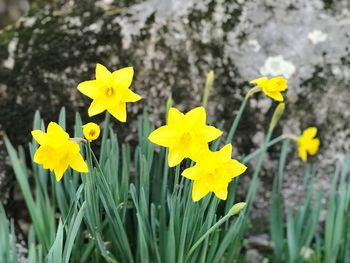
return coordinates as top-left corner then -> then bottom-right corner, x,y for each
269,103 -> 285,131
229,202 -> 246,216
202,70 -> 214,108
166,95 -> 173,123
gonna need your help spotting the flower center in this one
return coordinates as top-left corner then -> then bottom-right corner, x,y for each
89,130 -> 96,137
106,87 -> 114,97
180,132 -> 192,146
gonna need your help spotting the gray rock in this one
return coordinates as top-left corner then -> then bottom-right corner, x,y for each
1,0 -> 350,217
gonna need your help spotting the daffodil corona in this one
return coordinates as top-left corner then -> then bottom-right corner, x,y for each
297,127 -> 320,161
182,144 -> 247,201
77,63 -> 141,122
250,76 -> 287,101
32,122 -> 88,181
148,107 -> 222,167
83,122 -> 100,141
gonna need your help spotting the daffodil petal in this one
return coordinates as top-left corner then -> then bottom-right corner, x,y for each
266,91 -> 284,101
35,146 -> 61,168
197,125 -> 223,142
227,159 -> 247,177
96,63 -> 112,86
187,142 -> 209,162
217,144 -> 232,160
122,89 -> 141,102
192,180 -> 210,202
54,159 -> 69,182
213,187 -> 228,200
250,77 -> 268,86
77,80 -> 101,99
307,139 -> 320,155
168,147 -> 185,167
303,127 -> 317,139
167,107 -> 185,126
182,165 -> 202,180
88,100 -> 106,117
31,130 -> 47,145
47,122 -> 69,141
266,77 -> 287,92
33,146 -> 46,163
298,146 -> 307,162
47,122 -> 62,134
70,153 -> 88,173
112,67 -> 134,89
185,107 -> 206,126
148,126 -> 178,147
108,103 -> 127,122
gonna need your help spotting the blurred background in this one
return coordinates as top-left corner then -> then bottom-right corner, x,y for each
0,0 -> 29,28
0,0 -> 350,260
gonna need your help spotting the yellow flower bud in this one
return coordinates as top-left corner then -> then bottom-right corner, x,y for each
83,122 -> 100,141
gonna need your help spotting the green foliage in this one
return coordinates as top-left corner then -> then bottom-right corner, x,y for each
5,104 -> 276,262
2,99 -> 350,262
269,144 -> 350,263
0,204 -> 18,263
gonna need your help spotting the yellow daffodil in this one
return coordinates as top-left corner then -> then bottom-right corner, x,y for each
250,76 -> 287,101
148,107 -> 222,167
83,122 -> 100,141
297,127 -> 320,161
32,122 -> 88,181
182,144 -> 247,201
77,63 -> 141,122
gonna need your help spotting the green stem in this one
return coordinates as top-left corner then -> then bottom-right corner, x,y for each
185,212 -> 232,263
100,112 -> 111,163
241,135 -> 285,164
245,129 -> 273,210
283,134 -> 298,141
88,145 -> 135,263
173,165 -> 180,193
85,141 -> 93,169
225,95 -> 249,144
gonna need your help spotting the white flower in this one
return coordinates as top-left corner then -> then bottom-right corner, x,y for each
260,55 -> 296,79
308,30 -> 328,45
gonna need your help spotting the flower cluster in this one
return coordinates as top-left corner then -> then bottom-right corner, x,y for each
149,107 -> 247,201
32,63 -> 141,181
248,75 -> 320,160
31,63 -> 320,199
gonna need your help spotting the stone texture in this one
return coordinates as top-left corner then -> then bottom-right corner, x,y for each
0,0 -> 350,217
